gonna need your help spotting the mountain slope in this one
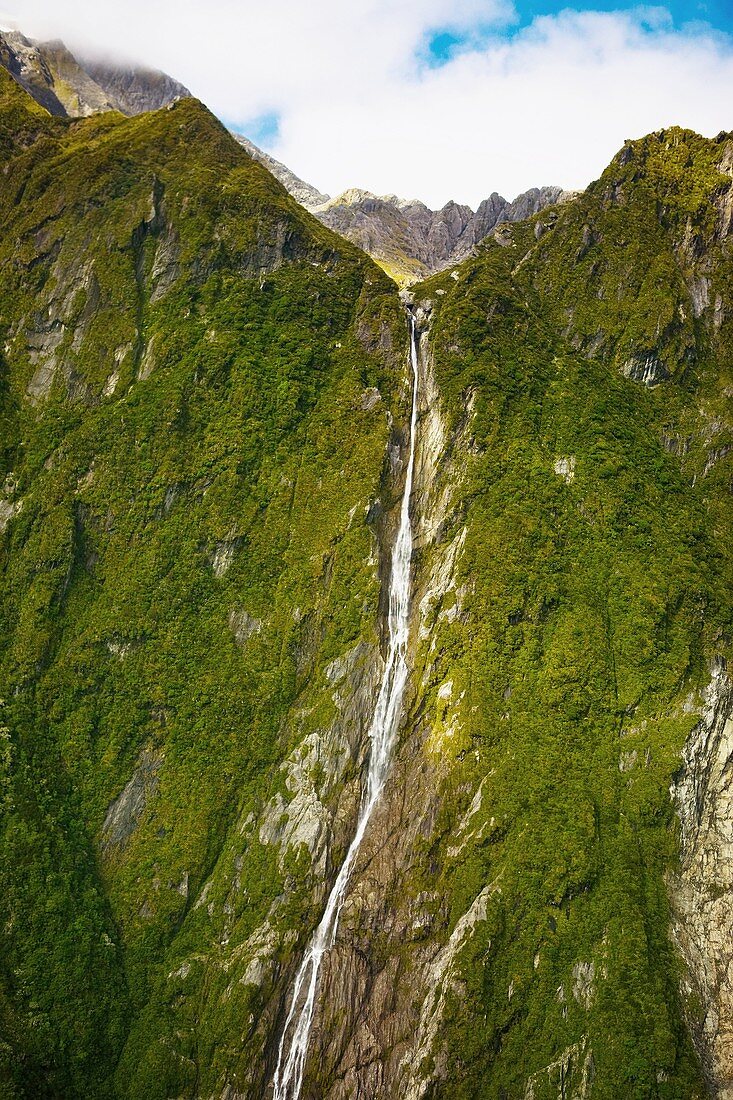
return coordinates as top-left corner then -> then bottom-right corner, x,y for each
232,137 -> 572,284
0,28 -> 113,115
385,125 -> 732,1100
262,126 -> 733,1100
0,68 -> 406,1098
234,133 -> 331,209
0,26 -> 569,285
79,57 -> 191,115
1,57 -> 732,1100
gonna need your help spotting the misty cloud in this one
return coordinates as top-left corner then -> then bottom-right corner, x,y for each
3,2 -> 733,206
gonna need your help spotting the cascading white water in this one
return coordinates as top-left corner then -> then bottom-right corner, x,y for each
272,316 -> 421,1100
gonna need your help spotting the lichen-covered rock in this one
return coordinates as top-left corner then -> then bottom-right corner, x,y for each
671,662 -> 733,1097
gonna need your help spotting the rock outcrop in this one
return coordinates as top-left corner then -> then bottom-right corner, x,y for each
0,24 -> 571,287
0,28 -> 115,116
1,41 -> 732,1100
231,138 -> 572,284
234,134 -> 331,209
671,662 -> 733,1097
0,27 -> 188,118
79,58 -> 190,115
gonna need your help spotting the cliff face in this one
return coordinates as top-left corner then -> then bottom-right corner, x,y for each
79,58 -> 191,115
247,129 -> 733,1100
0,64 -> 732,1100
671,663 -> 733,1097
230,138 -> 571,285
0,28 -> 114,116
387,128 -> 733,1100
311,185 -> 572,284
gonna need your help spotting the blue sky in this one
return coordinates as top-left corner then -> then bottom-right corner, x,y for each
513,0 -> 732,33
10,0 -> 733,206
424,1 -> 733,66
252,2 -> 733,148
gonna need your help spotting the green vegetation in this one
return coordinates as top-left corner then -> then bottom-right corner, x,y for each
0,68 -> 406,1096
409,127 -> 732,1098
0,61 -> 731,1099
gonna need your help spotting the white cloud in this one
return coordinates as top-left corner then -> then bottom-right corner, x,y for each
4,2 -> 733,207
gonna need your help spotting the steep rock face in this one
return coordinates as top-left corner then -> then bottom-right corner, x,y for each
0,28 -> 187,118
79,58 -> 191,115
0,25 -> 569,288
671,663 -> 733,1097
259,305 -> 472,1100
1,60 -> 733,1100
392,127 -> 733,1099
234,134 -> 331,210
312,185 -> 572,284
251,129 -> 732,1100
0,28 -> 115,116
229,134 -> 573,284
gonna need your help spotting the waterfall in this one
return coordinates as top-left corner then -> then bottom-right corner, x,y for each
272,316 -> 420,1100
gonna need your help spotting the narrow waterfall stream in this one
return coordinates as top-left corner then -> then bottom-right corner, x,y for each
272,316 -> 421,1100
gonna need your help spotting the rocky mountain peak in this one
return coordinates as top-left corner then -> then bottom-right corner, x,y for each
312,181 -> 576,284
0,28 -> 188,119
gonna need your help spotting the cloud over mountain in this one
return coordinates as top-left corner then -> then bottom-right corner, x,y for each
5,2 -> 733,205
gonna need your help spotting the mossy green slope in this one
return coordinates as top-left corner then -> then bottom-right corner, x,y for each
408,127 -> 732,1098
0,69 -> 406,1097
2,60 -> 732,1099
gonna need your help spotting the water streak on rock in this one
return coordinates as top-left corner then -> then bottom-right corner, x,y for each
273,317 -> 420,1100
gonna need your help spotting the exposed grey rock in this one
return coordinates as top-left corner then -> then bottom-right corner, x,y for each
621,354 -> 670,386
0,28 -> 187,119
101,746 -> 164,852
78,58 -> 190,115
704,443 -> 733,478
523,1038 -> 594,1100
0,497 -> 22,534
572,961 -> 596,1010
670,660 -> 733,1097
689,274 -> 711,318
20,259 -> 109,405
149,220 -> 181,302
359,387 -> 381,411
554,455 -> 576,483
619,749 -> 638,772
399,885 -> 495,1100
25,319 -> 66,402
211,539 -> 237,577
258,641 -> 380,877
228,608 -> 262,646
233,134 -> 330,208
0,29 -> 114,116
137,335 -> 156,382
662,431 -> 692,456
311,185 -> 572,284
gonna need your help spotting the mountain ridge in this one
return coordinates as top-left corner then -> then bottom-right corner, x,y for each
0,27 -> 572,284
230,137 -> 576,284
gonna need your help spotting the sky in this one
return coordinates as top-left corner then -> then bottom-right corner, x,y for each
3,1 -> 733,208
